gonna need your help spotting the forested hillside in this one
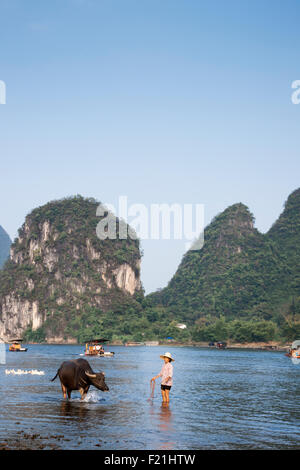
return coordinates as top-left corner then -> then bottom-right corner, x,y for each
147,189 -> 300,343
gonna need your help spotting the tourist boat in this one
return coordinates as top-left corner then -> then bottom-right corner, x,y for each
285,340 -> 300,358
84,338 -> 114,357
291,350 -> 300,359
8,339 -> 27,352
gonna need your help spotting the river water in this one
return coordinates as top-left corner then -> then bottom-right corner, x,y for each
0,345 -> 299,449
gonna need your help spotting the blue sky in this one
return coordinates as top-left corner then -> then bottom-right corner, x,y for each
0,0 -> 299,293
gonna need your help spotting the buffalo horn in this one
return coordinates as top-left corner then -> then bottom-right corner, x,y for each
85,371 -> 97,378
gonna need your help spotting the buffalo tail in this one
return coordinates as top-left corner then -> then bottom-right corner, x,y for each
51,370 -> 59,382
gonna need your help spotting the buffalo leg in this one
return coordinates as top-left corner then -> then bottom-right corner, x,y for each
79,387 -> 88,401
61,383 -> 67,399
67,389 -> 72,399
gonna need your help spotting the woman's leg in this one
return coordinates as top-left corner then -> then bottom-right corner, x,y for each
161,388 -> 167,403
165,389 -> 170,403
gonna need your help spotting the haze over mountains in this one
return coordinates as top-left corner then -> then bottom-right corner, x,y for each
0,226 -> 11,269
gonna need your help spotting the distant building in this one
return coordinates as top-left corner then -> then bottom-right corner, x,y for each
176,323 -> 187,330
166,337 -> 175,342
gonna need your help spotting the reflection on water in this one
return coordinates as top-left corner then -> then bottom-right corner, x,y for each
291,358 -> 300,366
158,404 -> 174,450
60,400 -> 73,416
0,345 -> 299,449
159,403 -> 173,431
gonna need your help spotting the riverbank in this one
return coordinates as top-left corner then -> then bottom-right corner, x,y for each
155,341 -> 290,351
21,339 -> 291,351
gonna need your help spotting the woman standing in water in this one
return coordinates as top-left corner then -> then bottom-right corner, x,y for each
151,352 -> 174,404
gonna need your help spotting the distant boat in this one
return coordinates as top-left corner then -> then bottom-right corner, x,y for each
216,341 -> 227,349
125,342 -> 144,346
145,341 -> 159,346
8,339 -> 27,352
84,338 -> 114,357
285,340 -> 300,358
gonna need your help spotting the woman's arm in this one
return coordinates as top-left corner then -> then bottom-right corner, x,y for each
151,367 -> 163,382
151,373 -> 162,382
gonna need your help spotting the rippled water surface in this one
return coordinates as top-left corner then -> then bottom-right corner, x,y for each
0,345 -> 299,449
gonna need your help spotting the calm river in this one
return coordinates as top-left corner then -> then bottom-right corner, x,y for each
0,345 -> 299,449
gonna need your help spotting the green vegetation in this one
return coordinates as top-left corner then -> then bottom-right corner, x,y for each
23,326 -> 46,343
62,303 -> 191,344
191,316 -> 276,343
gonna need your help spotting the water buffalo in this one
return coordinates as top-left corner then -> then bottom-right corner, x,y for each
51,358 -> 109,400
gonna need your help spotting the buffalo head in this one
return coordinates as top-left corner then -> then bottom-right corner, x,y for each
85,371 -> 109,391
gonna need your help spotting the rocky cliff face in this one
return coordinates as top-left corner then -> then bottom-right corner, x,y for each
0,196 -> 142,341
0,225 -> 11,269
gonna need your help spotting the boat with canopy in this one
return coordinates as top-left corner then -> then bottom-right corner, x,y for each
285,340 -> 300,358
84,338 -> 114,357
8,339 -> 28,352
